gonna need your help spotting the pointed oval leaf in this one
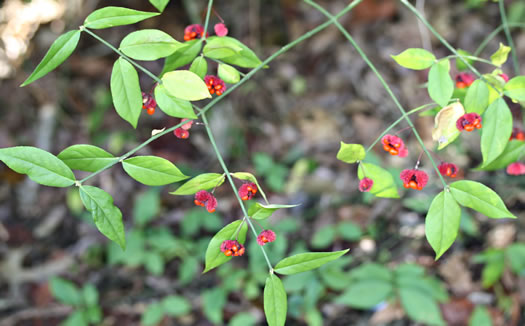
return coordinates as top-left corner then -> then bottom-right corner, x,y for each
189,56 -> 208,79
161,70 -> 211,101
218,63 -> 240,84
335,280 -> 392,309
274,249 -> 349,275
120,29 -> 183,61
21,30 -> 81,86
203,220 -> 248,273
264,274 -> 287,326
337,142 -> 365,163
154,84 -> 197,119
122,156 -> 188,186
476,140 -> 525,171
480,98 -> 512,166
469,306 -> 492,326
79,185 -> 126,249
450,180 -> 516,219
161,40 -> 203,75
503,76 -> 525,102
58,144 -> 117,172
490,43 -> 511,66
205,36 -> 263,68
399,287 -> 445,326
84,7 -> 159,29
391,48 -> 436,70
428,60 -> 454,107
110,58 -> 142,128
231,172 -> 268,203
431,102 -> 464,150
141,302 -> 164,326
248,203 -> 299,220
49,277 -> 82,305
425,191 -> 461,260
171,173 -> 225,195
149,0 -> 169,12
0,146 -> 75,187
358,163 -> 399,198
464,80 -> 489,114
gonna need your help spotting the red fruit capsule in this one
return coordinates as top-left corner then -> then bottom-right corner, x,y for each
400,169 -> 429,191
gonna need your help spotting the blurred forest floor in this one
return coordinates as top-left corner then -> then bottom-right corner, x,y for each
0,0 -> 525,325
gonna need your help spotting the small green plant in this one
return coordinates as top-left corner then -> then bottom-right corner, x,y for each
141,295 -> 191,326
49,277 -> 102,326
473,242 -> 525,288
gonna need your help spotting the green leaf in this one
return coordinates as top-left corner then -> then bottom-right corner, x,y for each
203,220 -> 248,273
350,263 -> 393,282
481,253 -> 505,287
506,243 -> 525,275
154,84 -> 196,119
161,40 -> 203,75
189,56 -> 208,79
61,310 -> 88,326
428,60 -> 454,107
357,163 -> 399,198
456,49 -> 474,71
110,57 -> 142,128
21,30 -> 81,86
450,180 -> 516,219
248,203 -> 299,220
133,189 -> 160,226
149,0 -> 169,12
122,156 -> 188,186
144,252 -> 164,275
469,306 -> 493,326
490,43 -> 511,66
79,185 -> 126,249
264,274 -> 287,326
82,284 -> 99,306
337,142 -> 365,164
274,249 -> 349,275
204,36 -> 263,68
162,295 -> 191,317
391,48 -> 436,70
311,225 -> 336,249
432,102 -> 464,150
425,191 -> 461,260
480,98 -> 512,166
229,313 -> 257,326
336,280 -> 392,308
476,140 -> 525,171
83,7 -> 159,29
120,29 -> 183,61
399,287 -> 445,326
338,221 -> 363,241
503,76 -> 525,102
141,302 -> 164,326
231,172 -> 268,204
161,70 -> 211,101
0,146 -> 75,187
171,173 -> 225,195
218,63 -> 241,84
58,144 -> 116,172
464,80 -> 489,114
50,277 -> 81,306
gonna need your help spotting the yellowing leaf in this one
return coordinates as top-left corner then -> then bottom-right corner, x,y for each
432,102 -> 465,150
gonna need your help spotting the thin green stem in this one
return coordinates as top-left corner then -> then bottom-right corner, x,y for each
400,0 -> 501,95
441,54 -> 498,67
201,112 -> 274,272
475,22 -> 525,57
499,0 -> 520,75
80,26 -> 163,85
305,0 -> 448,188
366,103 -> 437,153
202,0 -> 214,40
78,0 -> 363,184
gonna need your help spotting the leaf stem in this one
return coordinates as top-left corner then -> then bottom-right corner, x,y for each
474,22 -> 525,57
80,26 -> 163,85
201,112 -> 274,272
499,0 -> 520,75
203,0 -> 214,41
78,0 -> 363,184
441,54 -> 498,67
305,0 -> 448,188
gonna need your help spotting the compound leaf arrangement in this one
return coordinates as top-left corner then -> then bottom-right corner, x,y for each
4,0 -> 524,324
